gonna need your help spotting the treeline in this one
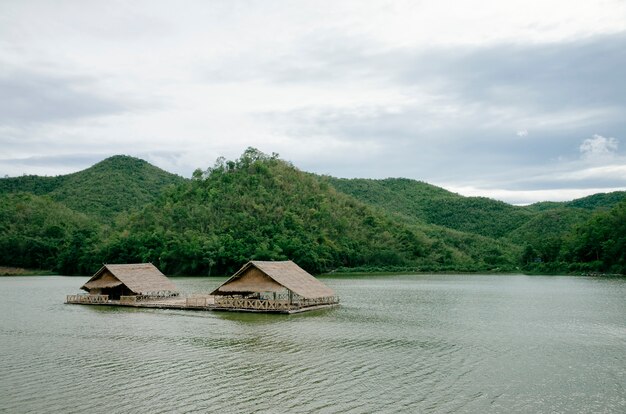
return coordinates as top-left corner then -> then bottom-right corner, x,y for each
330,176 -> 626,274
520,201 -> 626,274
0,193 -> 101,275
0,149 -> 624,275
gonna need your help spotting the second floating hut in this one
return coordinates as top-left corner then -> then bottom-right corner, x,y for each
210,260 -> 339,312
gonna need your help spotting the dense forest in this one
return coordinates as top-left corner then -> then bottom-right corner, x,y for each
1,149 -> 624,275
0,155 -> 185,221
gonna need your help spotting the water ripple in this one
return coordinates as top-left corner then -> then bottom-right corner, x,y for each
1,275 -> 626,413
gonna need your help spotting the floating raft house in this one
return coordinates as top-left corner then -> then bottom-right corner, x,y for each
66,260 -> 338,314
211,260 -> 339,312
67,263 -> 179,304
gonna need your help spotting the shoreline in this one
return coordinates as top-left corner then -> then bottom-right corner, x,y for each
0,267 -> 56,276
3,268 -> 622,278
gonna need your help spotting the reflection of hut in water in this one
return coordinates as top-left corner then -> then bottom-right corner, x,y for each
211,260 -> 339,313
80,263 -> 178,300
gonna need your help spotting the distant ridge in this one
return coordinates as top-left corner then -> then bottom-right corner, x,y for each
327,177 -> 534,238
1,150 -> 624,275
529,191 -> 626,211
0,155 -> 186,221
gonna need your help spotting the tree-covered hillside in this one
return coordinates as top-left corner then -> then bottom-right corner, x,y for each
529,192 -> 626,212
562,200 -> 626,274
0,175 -> 64,195
327,177 -> 534,238
327,175 -> 626,274
0,149 -> 624,275
101,149 -> 518,275
508,208 -> 591,265
0,193 -> 100,274
0,155 -> 185,221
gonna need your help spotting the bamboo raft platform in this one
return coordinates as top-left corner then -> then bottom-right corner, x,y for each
65,294 -> 339,314
67,261 -> 340,314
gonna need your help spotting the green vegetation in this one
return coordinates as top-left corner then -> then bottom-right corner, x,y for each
326,178 -> 533,238
0,193 -> 101,274
0,267 -> 56,276
561,200 -> 626,274
0,149 -> 624,275
0,155 -> 185,221
330,176 -> 625,275
100,149 -> 518,275
508,208 -> 591,264
529,192 -> 626,212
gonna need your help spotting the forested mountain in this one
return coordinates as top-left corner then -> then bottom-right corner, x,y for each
326,178 -> 534,238
328,176 -> 626,273
100,149 -> 518,275
562,201 -> 626,272
529,192 -> 626,212
0,193 -> 100,274
0,149 -> 624,275
0,155 -> 185,221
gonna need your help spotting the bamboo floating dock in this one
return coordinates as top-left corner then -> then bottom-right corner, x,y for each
66,261 -> 339,314
65,293 -> 338,314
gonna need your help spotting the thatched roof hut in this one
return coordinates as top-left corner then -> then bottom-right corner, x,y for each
211,261 -> 338,311
81,263 -> 177,300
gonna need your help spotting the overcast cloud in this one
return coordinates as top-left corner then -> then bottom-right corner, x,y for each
1,0 -> 625,204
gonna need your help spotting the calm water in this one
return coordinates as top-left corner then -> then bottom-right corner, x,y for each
1,275 -> 625,413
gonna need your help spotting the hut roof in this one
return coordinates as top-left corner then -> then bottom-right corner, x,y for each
81,263 -> 177,294
212,260 -> 335,299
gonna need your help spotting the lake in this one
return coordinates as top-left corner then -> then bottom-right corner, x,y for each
1,274 -> 625,413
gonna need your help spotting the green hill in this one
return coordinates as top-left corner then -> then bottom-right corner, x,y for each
0,175 -> 64,195
508,208 -> 591,264
565,192 -> 626,210
528,192 -> 626,212
0,193 -> 100,273
324,176 -> 626,274
562,200 -> 626,274
0,155 -> 186,221
326,177 -> 533,238
0,149 -> 623,275
101,148 -> 519,275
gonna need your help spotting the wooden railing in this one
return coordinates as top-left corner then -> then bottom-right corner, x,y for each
296,296 -> 340,307
120,295 -> 137,304
185,296 -> 215,307
141,291 -> 180,298
120,295 -> 152,303
214,296 -> 339,311
66,294 -> 109,304
120,293 -> 179,304
214,297 -> 292,311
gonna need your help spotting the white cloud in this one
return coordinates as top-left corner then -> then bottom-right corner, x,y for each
0,1 -> 625,202
444,185 -> 626,205
580,134 -> 619,159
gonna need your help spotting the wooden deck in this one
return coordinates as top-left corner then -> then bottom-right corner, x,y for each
65,294 -> 339,314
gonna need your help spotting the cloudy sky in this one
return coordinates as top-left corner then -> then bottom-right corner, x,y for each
1,0 -> 625,204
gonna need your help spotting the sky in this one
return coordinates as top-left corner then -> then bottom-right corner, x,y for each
1,0 -> 625,204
